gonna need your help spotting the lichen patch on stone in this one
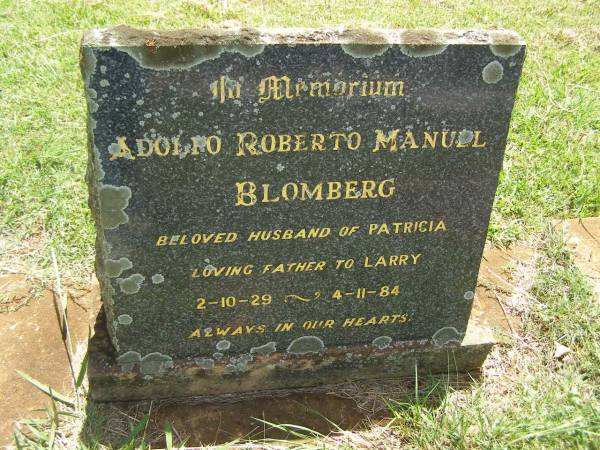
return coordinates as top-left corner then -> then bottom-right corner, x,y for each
119,45 -> 224,71
226,43 -> 265,57
81,48 -> 106,186
489,30 -> 523,46
151,273 -> 164,284
372,336 -> 393,349
117,314 -> 133,325
92,145 -> 105,181
98,184 -> 131,229
482,60 -> 503,84
116,273 -> 144,294
339,28 -> 390,58
116,350 -> 141,372
250,341 -> 277,355
238,353 -> 253,363
118,39 -> 264,72
105,257 -> 133,277
399,44 -> 447,58
458,130 -> 474,145
287,336 -> 324,354
341,43 -> 390,58
490,44 -> 522,58
216,339 -> 231,351
432,327 -> 464,347
223,353 -> 253,375
398,29 -> 447,57
140,352 -> 173,375
194,357 -> 214,369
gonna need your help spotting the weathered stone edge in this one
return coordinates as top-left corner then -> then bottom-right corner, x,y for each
80,46 -> 123,352
82,25 -> 525,48
88,304 -> 497,402
90,345 -> 493,402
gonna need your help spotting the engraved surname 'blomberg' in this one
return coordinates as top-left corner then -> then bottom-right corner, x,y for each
257,76 -> 405,103
235,178 -> 396,207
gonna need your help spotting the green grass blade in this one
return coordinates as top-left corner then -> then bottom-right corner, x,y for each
16,370 -> 75,407
164,421 -> 173,450
48,420 -> 56,450
13,432 -> 24,450
48,389 -> 59,427
76,350 -> 89,388
15,430 -> 41,448
125,415 -> 149,450
253,418 -> 325,439
24,421 -> 49,443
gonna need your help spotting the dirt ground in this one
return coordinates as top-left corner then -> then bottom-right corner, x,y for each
0,276 -> 100,447
0,217 -> 597,447
555,217 -> 600,298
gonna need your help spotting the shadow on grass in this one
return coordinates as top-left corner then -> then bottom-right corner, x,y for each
80,371 -> 480,448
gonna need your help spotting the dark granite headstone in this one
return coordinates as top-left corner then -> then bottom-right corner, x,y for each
81,26 -> 524,393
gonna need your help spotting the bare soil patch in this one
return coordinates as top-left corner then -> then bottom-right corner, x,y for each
0,275 -> 100,446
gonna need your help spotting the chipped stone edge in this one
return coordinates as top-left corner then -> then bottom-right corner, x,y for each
81,25 -> 525,48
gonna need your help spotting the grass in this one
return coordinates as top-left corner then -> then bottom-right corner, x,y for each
385,230 -> 599,449
0,0 -> 598,278
1,0 -> 599,448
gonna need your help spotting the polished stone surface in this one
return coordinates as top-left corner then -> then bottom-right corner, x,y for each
81,27 -> 525,369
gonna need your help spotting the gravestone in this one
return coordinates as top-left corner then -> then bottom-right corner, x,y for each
81,26 -> 525,401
